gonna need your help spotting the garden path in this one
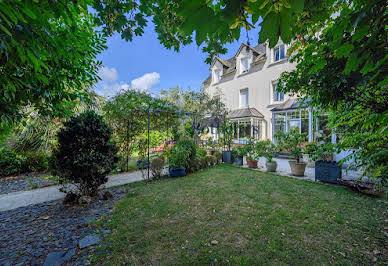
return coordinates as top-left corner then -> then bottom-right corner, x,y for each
0,171 -> 144,212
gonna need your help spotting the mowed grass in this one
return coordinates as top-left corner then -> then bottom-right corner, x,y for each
92,165 -> 387,265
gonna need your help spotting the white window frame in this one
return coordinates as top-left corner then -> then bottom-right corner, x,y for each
213,69 -> 222,83
271,81 -> 284,103
272,44 -> 286,62
240,57 -> 249,74
239,88 -> 249,108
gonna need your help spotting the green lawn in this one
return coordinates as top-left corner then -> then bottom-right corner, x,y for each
92,165 -> 387,265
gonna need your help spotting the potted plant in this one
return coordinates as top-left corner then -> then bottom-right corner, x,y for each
262,140 -> 278,172
303,142 -> 317,168
245,138 -> 258,168
275,129 -> 308,176
166,144 -> 190,177
221,121 -> 233,164
232,146 -> 246,166
309,143 -> 341,183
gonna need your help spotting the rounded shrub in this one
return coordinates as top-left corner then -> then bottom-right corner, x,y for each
0,147 -> 26,177
213,152 -> 222,164
150,156 -> 164,179
51,111 -> 119,197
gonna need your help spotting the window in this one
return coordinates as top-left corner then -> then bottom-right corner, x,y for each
274,44 -> 286,62
213,69 -> 221,83
272,83 -> 284,102
239,89 -> 248,107
240,57 -> 249,73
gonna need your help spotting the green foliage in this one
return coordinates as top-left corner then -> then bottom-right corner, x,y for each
24,151 -> 50,172
167,144 -> 190,169
51,111 -> 119,197
305,142 -> 335,162
260,140 -> 278,162
232,145 -> 248,159
0,147 -> 26,177
275,129 -> 307,162
0,1 -> 106,123
277,0 -> 388,182
175,139 -> 197,173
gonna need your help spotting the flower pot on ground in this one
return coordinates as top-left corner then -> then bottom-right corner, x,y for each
232,146 -> 247,166
168,167 -> 186,177
315,160 -> 341,183
246,157 -> 258,168
221,119 -> 234,164
222,151 -> 232,164
275,129 -> 307,176
266,160 -> 278,172
166,141 -> 191,177
260,140 -> 278,172
288,160 -> 307,176
309,143 -> 341,183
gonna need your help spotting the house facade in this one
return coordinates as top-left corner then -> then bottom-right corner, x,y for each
203,41 -> 331,145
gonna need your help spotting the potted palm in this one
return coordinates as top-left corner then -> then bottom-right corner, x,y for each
167,144 -> 190,177
232,146 -> 246,166
308,143 -> 341,183
262,140 -> 278,172
275,129 -> 308,176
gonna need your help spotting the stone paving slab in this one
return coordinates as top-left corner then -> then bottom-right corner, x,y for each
0,171 -> 144,212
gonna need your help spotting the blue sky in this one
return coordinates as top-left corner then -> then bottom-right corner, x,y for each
95,21 -> 262,96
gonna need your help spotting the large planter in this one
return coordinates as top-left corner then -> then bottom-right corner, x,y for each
288,160 -> 307,176
234,157 -> 243,166
137,159 -> 150,169
315,160 -> 341,184
222,151 -> 232,164
169,167 -> 186,177
247,159 -> 258,169
302,154 -> 315,168
266,160 -> 277,172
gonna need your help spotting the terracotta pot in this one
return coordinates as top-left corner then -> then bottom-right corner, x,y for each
247,160 -> 258,168
266,160 -> 277,172
288,160 -> 307,176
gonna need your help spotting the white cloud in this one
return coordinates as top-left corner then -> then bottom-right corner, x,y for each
95,82 -> 130,97
131,72 -> 160,92
98,66 -> 118,82
95,68 -> 161,97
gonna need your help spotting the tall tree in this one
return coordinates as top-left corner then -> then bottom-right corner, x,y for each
0,1 -> 106,124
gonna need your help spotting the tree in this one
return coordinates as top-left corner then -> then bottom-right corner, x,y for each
51,111 -> 118,197
276,0 -> 388,182
0,1 -> 107,124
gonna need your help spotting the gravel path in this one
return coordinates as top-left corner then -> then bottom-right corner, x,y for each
0,186 -> 129,266
0,171 -> 144,212
0,173 -> 55,195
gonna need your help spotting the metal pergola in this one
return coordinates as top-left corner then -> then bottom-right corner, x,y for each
142,105 -> 197,180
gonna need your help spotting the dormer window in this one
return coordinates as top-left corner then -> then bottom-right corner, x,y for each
240,57 -> 249,74
274,44 -> 286,62
213,69 -> 222,83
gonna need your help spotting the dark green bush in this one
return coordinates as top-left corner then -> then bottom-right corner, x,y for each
51,111 -> 119,197
24,151 -> 50,172
0,147 -> 26,177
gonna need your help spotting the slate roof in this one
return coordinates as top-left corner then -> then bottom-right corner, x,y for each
269,98 -> 309,111
203,43 -> 266,84
228,107 -> 264,119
